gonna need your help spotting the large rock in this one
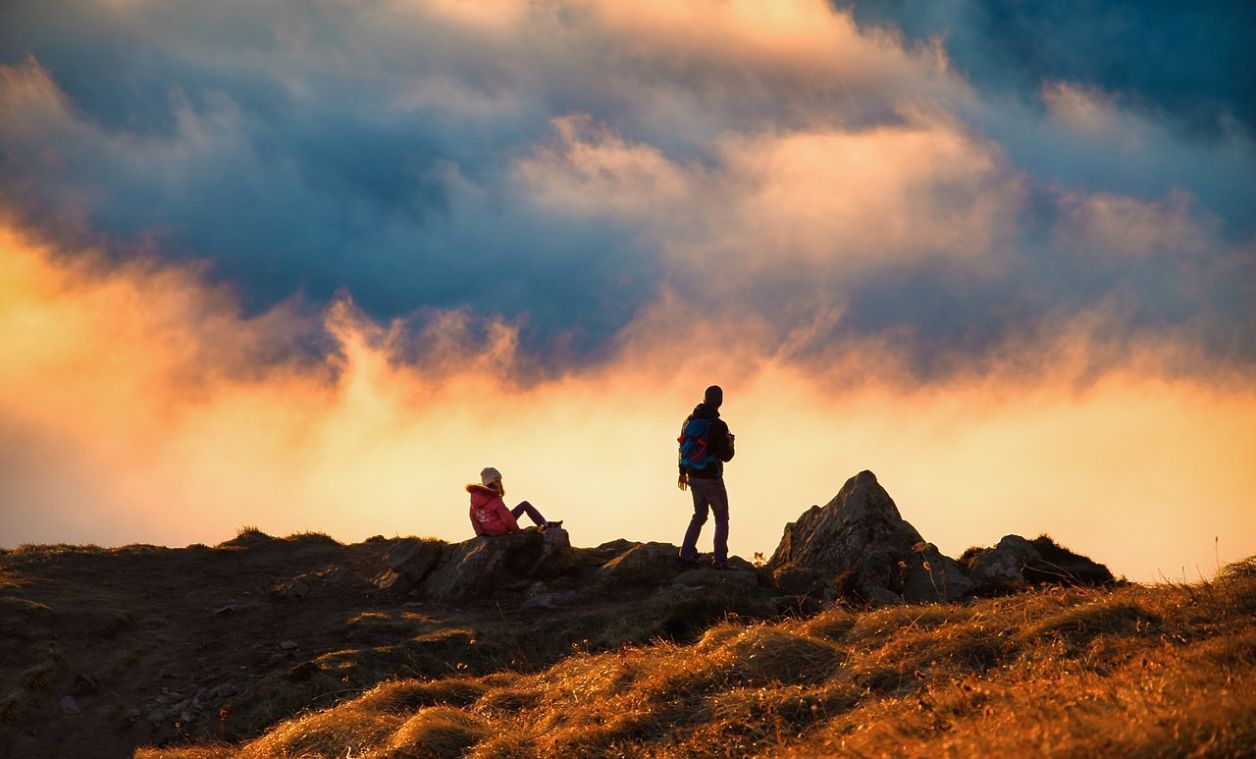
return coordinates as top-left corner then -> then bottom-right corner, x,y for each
900,543 -> 973,603
388,539 -> 445,575
534,527 -> 580,579
1021,535 -> 1114,586
768,470 -> 973,604
963,534 -> 1114,595
375,539 -> 446,595
595,542 -> 685,590
421,529 -> 578,603
964,534 -> 1041,595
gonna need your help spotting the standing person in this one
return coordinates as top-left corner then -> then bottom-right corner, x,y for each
677,385 -> 735,569
467,467 -> 563,537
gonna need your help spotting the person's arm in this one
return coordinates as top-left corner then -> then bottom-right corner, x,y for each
677,417 -> 690,490
714,420 -> 735,462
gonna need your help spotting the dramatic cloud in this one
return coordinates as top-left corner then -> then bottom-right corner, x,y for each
846,1 -> 1256,138
2,221 -> 1254,580
1,0 -> 1253,574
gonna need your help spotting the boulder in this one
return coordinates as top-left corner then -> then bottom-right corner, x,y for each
1022,535 -> 1114,586
421,529 -> 578,603
964,534 -> 1041,594
594,542 -> 684,590
376,539 -> 446,595
962,534 -> 1114,595
768,471 -> 973,604
534,527 -> 579,579
900,543 -> 974,603
387,539 -> 446,577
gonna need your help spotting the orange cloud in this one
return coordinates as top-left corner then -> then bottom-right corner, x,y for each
1053,188 -> 1213,257
518,112 -> 1021,275
2,218 -> 1253,582
713,117 -> 1019,266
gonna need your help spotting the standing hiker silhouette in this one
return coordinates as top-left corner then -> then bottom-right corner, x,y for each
676,385 -> 735,569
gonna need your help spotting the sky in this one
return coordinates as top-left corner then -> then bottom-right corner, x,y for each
1,0 -> 1253,581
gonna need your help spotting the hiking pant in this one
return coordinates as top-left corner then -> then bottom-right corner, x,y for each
680,477 -> 728,564
512,500 -> 547,527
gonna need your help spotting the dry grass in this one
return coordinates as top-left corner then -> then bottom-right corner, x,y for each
0,643 -> 66,724
139,559 -> 1256,758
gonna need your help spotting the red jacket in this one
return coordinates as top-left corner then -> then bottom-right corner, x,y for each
467,484 -> 520,536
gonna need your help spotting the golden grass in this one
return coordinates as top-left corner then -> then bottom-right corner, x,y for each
354,679 -> 490,714
139,560 -> 1256,758
386,707 -> 489,758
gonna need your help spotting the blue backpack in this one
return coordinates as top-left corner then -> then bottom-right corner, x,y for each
678,417 -> 714,470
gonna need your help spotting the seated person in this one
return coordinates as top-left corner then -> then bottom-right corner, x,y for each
466,466 -> 562,536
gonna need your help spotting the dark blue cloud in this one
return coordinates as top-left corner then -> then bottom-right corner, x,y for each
0,1 -> 659,362
1,0 -> 1253,378
843,0 -> 1256,137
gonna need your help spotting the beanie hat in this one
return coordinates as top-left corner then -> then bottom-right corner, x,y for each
480,467 -> 502,486
704,385 -> 723,408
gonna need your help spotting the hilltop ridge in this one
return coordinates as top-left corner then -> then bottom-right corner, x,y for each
2,472 -> 1238,758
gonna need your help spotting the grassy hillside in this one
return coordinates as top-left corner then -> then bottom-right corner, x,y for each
141,558 -> 1256,758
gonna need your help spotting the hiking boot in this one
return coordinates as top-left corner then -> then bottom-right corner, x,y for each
710,559 -> 730,571
542,520 -> 563,531
678,554 -> 703,567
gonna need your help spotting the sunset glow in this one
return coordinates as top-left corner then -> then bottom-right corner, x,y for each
1,0 -> 1252,580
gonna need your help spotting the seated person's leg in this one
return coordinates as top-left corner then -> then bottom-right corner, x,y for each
511,500 -> 547,527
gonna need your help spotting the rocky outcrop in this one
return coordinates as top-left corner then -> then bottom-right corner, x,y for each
422,528 -> 576,603
768,470 -> 1112,606
964,535 -> 1040,594
533,525 -> 581,579
367,529 -> 782,626
370,473 -> 1112,611
595,542 -> 686,589
768,470 -> 973,605
962,534 -> 1114,595
374,538 -> 446,595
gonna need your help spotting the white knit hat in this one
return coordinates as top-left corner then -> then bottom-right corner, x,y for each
480,466 -> 502,486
